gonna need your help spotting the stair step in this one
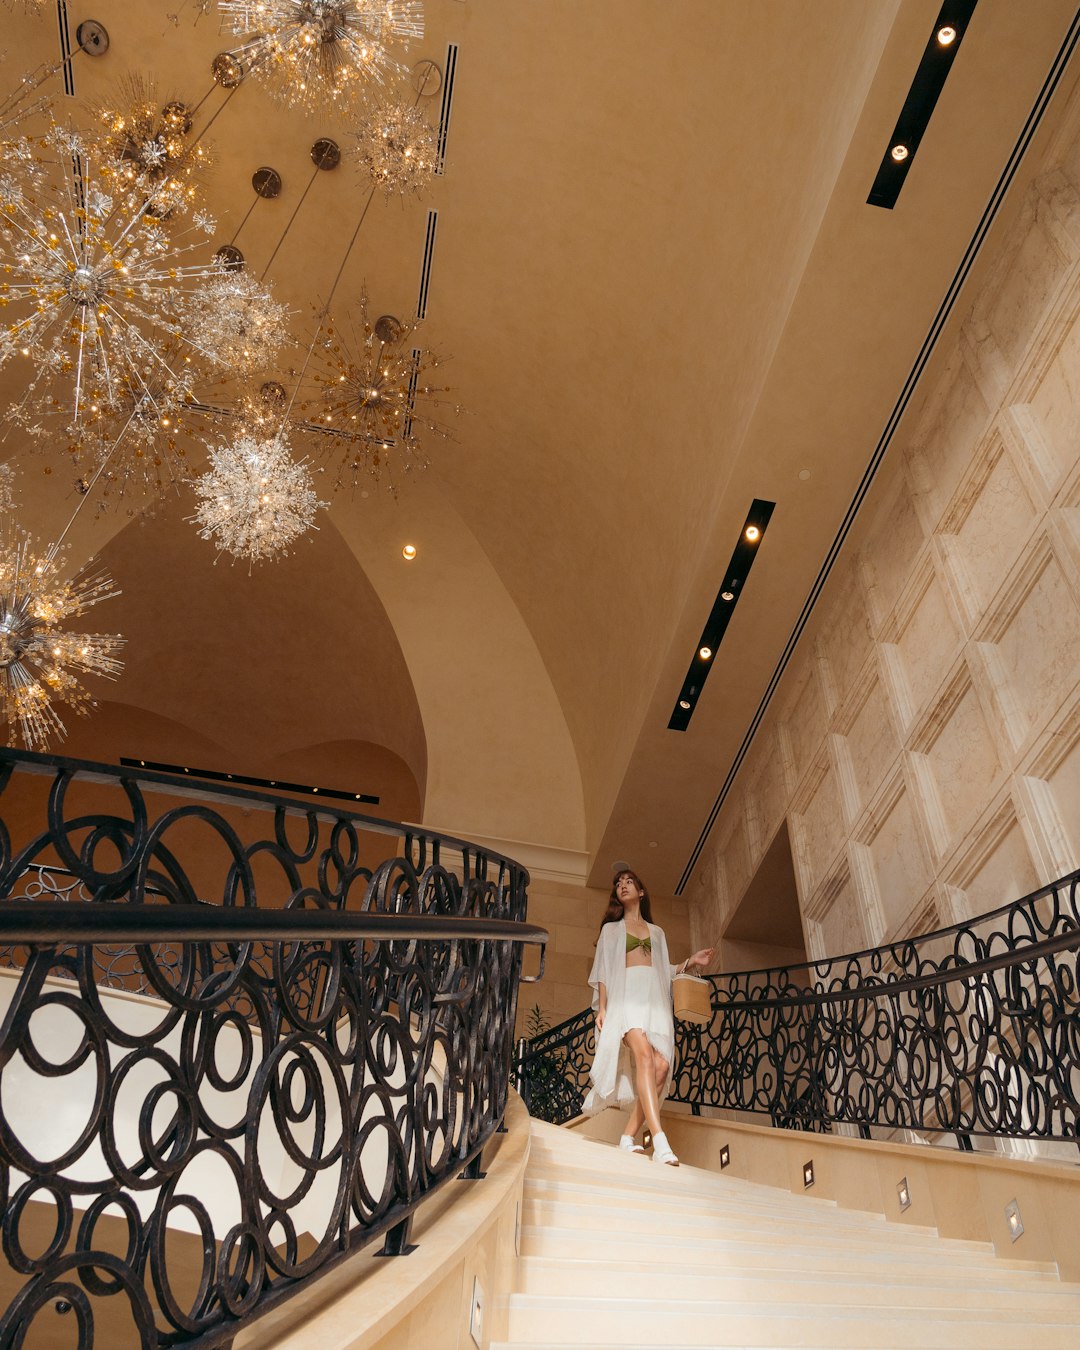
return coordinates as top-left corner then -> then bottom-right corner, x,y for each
513,1255 -> 1080,1309
517,1225 -> 1059,1279
504,1294 -> 1080,1347
519,1195 -> 988,1254
523,1171 -> 939,1237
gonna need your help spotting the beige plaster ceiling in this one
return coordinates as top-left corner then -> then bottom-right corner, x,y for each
3,1 -> 1079,894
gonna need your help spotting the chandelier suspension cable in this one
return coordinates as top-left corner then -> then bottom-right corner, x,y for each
276,181 -> 377,436
187,78 -> 245,148
227,190 -> 260,247
259,148 -> 339,281
47,406 -> 139,560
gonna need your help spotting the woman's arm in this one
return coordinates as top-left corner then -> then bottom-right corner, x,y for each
596,981 -> 607,1032
676,948 -> 715,973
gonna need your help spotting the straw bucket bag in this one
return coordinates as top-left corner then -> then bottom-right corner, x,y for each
672,971 -> 712,1025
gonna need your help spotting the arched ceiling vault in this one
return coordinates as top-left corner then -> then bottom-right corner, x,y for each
3,2 -> 1078,889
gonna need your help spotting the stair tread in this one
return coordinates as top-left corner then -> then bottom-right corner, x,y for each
515,1253 -> 1080,1298
517,1225 -> 1058,1274
510,1291 -> 1080,1319
522,1178 -> 941,1237
520,1195 -> 991,1252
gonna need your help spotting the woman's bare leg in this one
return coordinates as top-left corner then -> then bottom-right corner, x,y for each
624,1098 -> 645,1139
653,1055 -> 669,1099
623,1029 -> 663,1137
625,1053 -> 669,1138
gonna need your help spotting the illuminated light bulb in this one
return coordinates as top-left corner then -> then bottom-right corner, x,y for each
745,524 -> 761,542
699,646 -> 713,661
721,590 -> 734,602
891,143 -> 909,163
402,543 -> 417,560
678,699 -> 691,710
937,24 -> 957,45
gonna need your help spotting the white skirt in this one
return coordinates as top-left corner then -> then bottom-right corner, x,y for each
581,966 -> 676,1114
621,965 -> 674,1051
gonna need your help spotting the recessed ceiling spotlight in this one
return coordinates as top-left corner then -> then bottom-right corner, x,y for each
721,590 -> 734,602
744,525 -> 761,542
936,24 -> 957,45
402,543 -> 417,560
678,699 -> 691,710
698,646 -> 712,661
890,143 -> 909,163
798,468 -> 812,481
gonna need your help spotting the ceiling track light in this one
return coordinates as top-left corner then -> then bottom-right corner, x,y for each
668,498 -> 775,732
867,0 -> 979,210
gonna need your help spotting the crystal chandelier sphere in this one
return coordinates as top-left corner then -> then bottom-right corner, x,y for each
0,127 -> 222,437
219,0 -> 424,112
185,270 -> 292,377
355,100 -> 438,199
0,533 -> 123,750
192,432 -> 326,562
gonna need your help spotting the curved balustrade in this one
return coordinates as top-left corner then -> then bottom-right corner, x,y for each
0,748 -> 545,1349
518,869 -> 1080,1148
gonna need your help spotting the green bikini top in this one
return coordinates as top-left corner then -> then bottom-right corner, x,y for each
625,933 -> 652,954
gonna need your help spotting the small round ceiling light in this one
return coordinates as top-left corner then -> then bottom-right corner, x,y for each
402,543 -> 417,560
721,590 -> 734,602
698,646 -> 712,661
936,24 -> 957,46
678,699 -> 691,710
890,143 -> 910,163
745,525 -> 761,542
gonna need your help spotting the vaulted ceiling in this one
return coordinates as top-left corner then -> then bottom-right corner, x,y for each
4,0 -> 1079,893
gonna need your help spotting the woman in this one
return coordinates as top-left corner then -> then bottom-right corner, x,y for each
583,867 -> 714,1166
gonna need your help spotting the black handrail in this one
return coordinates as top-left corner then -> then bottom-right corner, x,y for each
518,868 -> 1080,1146
0,900 -> 548,949
0,747 -> 544,1348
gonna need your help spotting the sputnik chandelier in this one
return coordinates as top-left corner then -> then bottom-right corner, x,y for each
192,431 -> 325,563
0,530 -> 123,750
296,292 -> 454,491
0,126 -> 222,439
218,0 -> 424,112
88,77 -> 212,219
354,98 -> 437,199
186,266 -> 293,378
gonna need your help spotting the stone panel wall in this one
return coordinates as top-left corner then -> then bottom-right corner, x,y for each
690,93 -> 1080,966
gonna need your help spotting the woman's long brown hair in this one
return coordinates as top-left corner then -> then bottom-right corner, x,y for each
597,868 -> 654,938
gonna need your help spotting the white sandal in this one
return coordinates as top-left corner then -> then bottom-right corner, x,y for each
651,1131 -> 679,1167
618,1135 -> 646,1154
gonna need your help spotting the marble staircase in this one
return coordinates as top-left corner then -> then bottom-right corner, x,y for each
492,1119 -> 1080,1349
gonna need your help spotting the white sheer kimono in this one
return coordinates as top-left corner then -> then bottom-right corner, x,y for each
582,919 -> 677,1115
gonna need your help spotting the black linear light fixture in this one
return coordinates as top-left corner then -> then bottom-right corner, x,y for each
868,0 -> 980,209
119,758 -> 380,806
668,498 -> 775,732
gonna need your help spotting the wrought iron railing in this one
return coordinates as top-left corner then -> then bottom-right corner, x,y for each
517,869 -> 1080,1149
0,748 -> 546,1349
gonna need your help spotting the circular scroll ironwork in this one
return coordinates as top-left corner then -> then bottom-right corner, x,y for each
0,748 -> 534,1348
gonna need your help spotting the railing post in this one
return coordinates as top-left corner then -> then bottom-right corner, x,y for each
376,1216 -> 418,1258
955,1132 -> 974,1152
515,1035 -> 529,1107
459,1153 -> 487,1180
